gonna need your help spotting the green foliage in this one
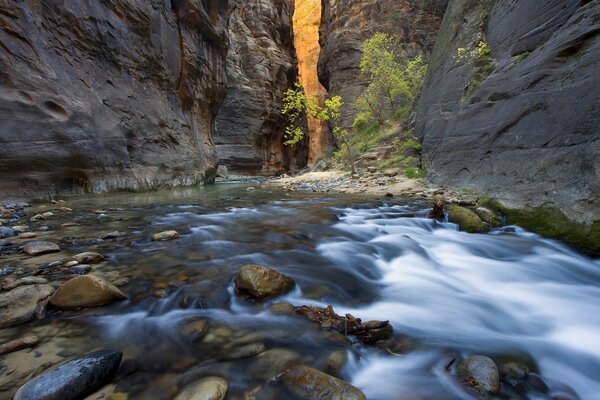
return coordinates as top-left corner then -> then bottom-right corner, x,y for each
353,33 -> 427,127
281,82 -> 308,146
455,40 -> 492,62
511,51 -> 530,65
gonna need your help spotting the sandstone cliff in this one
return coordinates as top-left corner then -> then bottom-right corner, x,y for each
0,0 -> 230,198
214,0 -> 307,175
294,0 -> 332,163
415,1 -> 600,229
318,0 -> 445,128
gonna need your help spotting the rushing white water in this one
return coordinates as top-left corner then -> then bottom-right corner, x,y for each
81,192 -> 599,399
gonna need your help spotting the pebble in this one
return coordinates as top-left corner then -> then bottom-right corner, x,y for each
234,264 -> 295,300
71,252 -> 105,264
282,365 -> 366,400
30,214 -> 45,222
174,376 -> 229,400
0,227 -> 16,238
49,275 -> 127,309
3,276 -> 49,290
18,232 -> 37,239
459,355 -> 500,393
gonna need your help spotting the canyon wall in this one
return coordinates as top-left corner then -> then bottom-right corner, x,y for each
318,0 -> 445,128
294,0 -> 332,163
214,0 -> 306,175
0,0 -> 230,198
415,0 -> 600,230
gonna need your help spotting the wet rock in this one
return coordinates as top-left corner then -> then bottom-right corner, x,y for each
18,232 -> 37,239
222,343 -> 266,361
458,355 -> 500,394
216,165 -> 229,179
71,252 -> 105,264
30,214 -> 45,222
69,264 -> 93,275
152,230 -> 179,241
65,261 -> 79,267
174,376 -> 228,400
181,318 -> 208,342
324,349 -> 348,376
0,284 -> 55,328
501,362 -> 529,380
0,266 -> 15,277
112,277 -> 130,287
42,212 -> 54,218
234,264 -> 295,300
268,302 -> 296,315
448,205 -> 488,233
0,227 -> 16,238
49,275 -> 126,310
250,348 -> 301,380
22,241 -> 61,256
13,225 -> 29,233
103,231 -> 124,239
13,349 -> 122,400
282,365 -> 366,400
475,207 -> 502,227
58,207 -> 72,212
0,335 -> 40,355
3,276 -> 48,290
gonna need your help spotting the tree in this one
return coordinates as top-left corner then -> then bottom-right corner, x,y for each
353,33 -> 427,128
281,82 -> 356,174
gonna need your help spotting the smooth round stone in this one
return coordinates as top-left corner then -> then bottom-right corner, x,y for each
71,252 -> 104,264
49,275 -> 126,309
13,349 -> 122,400
174,376 -> 229,400
152,230 -> 179,241
22,241 -> 60,256
459,355 -> 500,393
282,365 -> 366,400
234,264 -> 295,299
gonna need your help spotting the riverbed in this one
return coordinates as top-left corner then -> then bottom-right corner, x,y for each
1,183 -> 599,399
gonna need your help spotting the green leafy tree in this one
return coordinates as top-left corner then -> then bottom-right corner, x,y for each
281,82 -> 356,174
353,33 -> 427,128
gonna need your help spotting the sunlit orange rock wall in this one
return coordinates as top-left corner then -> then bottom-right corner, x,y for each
293,0 -> 332,163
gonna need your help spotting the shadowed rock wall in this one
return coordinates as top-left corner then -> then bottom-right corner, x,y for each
214,0 -> 307,175
416,0 -> 600,225
318,0 -> 445,128
0,0 -> 229,199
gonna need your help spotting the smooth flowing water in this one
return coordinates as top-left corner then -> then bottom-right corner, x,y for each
2,183 -> 599,399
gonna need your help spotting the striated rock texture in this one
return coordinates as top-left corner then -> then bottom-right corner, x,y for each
214,0 -> 307,175
318,0 -> 446,128
0,0 -> 229,198
415,0 -> 600,226
294,0 -> 332,163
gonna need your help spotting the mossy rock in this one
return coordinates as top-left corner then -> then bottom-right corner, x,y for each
479,198 -> 600,256
448,205 -> 488,233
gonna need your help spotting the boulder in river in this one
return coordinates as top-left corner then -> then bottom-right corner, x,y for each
282,365 -> 366,400
152,230 -> 179,241
174,376 -> 229,400
234,264 -> 295,299
0,284 -> 55,328
22,241 -> 61,256
49,275 -> 126,309
448,205 -> 488,233
13,349 -> 122,400
458,355 -> 500,393
71,252 -> 105,264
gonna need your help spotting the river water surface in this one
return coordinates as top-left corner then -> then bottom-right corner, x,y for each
2,183 -> 599,399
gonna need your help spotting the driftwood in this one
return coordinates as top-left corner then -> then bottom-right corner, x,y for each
294,304 -> 393,345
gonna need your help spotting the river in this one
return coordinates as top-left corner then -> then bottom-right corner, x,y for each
1,183 -> 599,399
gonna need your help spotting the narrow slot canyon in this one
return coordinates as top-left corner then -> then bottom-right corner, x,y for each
292,0 -> 333,163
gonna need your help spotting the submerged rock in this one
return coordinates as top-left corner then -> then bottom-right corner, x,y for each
22,241 -> 61,256
234,264 -> 295,299
152,230 -> 179,241
459,355 -> 500,394
448,205 -> 488,233
0,335 -> 40,356
13,349 -> 122,400
174,376 -> 228,400
71,252 -> 105,264
0,284 -> 55,328
49,275 -> 126,309
282,365 -> 366,400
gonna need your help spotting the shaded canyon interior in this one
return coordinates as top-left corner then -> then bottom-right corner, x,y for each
0,0 -> 599,244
